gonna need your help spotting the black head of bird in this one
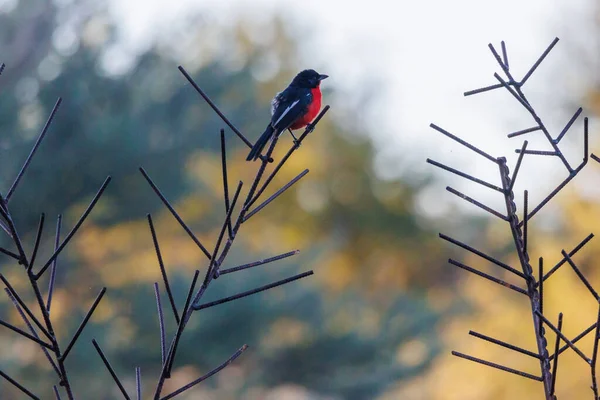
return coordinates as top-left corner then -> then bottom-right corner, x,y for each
290,69 -> 329,89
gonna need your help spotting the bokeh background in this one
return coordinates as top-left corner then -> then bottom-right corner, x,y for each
0,0 -> 599,398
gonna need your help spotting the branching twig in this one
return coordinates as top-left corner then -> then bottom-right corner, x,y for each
92,68 -> 330,399
0,89 -> 109,398
432,38 -> 599,399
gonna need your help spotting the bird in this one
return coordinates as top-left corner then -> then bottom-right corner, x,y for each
246,69 -> 328,161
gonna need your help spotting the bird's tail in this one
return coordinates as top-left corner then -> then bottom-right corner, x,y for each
246,124 -> 275,161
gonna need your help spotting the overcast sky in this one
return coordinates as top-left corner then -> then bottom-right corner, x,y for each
107,0 -> 599,220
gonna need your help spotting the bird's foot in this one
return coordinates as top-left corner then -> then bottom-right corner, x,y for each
259,154 -> 274,163
288,129 -> 300,147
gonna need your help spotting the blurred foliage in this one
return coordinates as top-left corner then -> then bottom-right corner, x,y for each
381,26 -> 600,399
6,0 -> 600,400
0,0 -> 459,399
384,190 -> 600,400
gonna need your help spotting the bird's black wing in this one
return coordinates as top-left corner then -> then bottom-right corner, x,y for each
270,87 -> 312,134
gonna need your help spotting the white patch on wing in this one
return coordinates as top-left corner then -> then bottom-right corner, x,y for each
273,99 -> 300,126
271,91 -> 282,115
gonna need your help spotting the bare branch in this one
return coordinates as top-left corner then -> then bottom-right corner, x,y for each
161,345 -> 248,400
6,98 -> 62,202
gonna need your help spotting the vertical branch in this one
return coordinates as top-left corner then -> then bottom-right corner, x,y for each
206,181 -> 243,280
28,213 -> 45,272
501,41 -> 509,69
439,36 -> 600,399
591,301 -> 600,398
147,214 -> 180,324
220,129 -> 233,239
584,117 -> 589,163
154,283 -> 166,367
523,190 -> 528,254
140,67 -> 329,400
509,140 -> 528,192
151,129 -> 311,398
154,270 -> 200,398
47,214 -> 62,312
135,367 -> 142,400
550,313 -> 563,397
539,258 -> 544,339
165,269 -> 200,375
498,158 -> 552,396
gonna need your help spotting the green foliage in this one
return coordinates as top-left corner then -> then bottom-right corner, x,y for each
0,1 -> 453,398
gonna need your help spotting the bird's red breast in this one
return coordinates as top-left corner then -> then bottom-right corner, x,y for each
289,86 -> 322,130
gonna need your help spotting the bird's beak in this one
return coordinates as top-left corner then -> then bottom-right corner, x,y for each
318,74 -> 329,81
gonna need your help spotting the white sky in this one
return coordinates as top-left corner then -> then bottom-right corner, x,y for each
107,0 -> 600,220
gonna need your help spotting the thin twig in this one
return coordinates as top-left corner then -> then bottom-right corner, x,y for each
28,213 -> 45,272
147,214 -> 180,324
220,129 -> 233,238
161,345 -> 248,400
61,288 -> 106,361
244,169 -> 309,222
0,368 -> 40,399
35,177 -> 112,279
550,313 -> 563,396
6,98 -> 62,202
452,351 -> 542,381
154,283 -> 166,367
139,168 -> 210,259
4,289 -> 60,376
136,367 -> 142,400
220,250 -> 300,275
536,310 -> 590,364
194,271 -> 314,310
92,339 -> 131,399
590,301 -> 600,398
47,214 -> 62,312
0,274 -> 51,340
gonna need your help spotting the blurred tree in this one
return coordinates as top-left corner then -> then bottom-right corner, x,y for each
0,1 -> 459,398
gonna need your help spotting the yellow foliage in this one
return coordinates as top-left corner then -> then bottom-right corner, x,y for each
260,318 -> 312,351
315,252 -> 356,293
384,191 -> 600,399
397,338 -> 430,368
